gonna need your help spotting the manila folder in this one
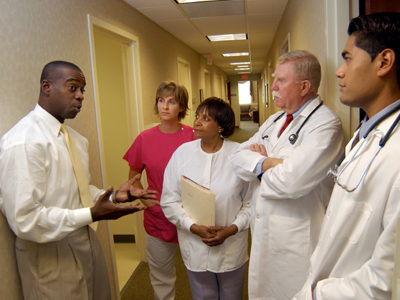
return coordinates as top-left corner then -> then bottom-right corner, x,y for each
180,176 -> 215,226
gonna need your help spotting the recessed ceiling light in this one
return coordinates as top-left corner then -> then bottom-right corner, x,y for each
175,0 -> 221,3
234,65 -> 250,69
238,71 -> 251,74
230,62 -> 250,66
207,33 -> 247,42
234,67 -> 250,71
222,52 -> 249,57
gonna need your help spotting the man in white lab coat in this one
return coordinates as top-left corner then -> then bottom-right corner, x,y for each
230,50 -> 344,300
293,12 -> 400,300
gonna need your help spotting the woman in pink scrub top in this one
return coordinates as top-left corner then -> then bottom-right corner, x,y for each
123,81 -> 195,300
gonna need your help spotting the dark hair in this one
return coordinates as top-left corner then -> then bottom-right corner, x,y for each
348,12 -> 400,86
153,81 -> 189,121
196,97 -> 235,138
40,61 -> 82,83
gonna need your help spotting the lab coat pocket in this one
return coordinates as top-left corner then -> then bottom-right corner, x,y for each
330,199 -> 372,244
269,215 -> 310,258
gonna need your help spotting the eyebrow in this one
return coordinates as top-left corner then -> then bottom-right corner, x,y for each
66,78 -> 86,86
341,50 -> 350,59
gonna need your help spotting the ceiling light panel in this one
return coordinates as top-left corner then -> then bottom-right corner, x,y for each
222,52 -> 249,57
207,33 -> 247,42
175,0 -> 221,3
230,62 -> 250,65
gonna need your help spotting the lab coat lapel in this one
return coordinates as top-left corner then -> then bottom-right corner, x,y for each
272,97 -> 322,151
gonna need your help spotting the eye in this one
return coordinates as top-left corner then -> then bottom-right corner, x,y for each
195,114 -> 199,119
169,100 -> 175,105
69,85 -> 77,91
81,89 -> 85,94
204,116 -> 209,121
158,98 -> 164,103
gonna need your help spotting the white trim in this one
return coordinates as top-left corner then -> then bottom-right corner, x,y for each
177,57 -> 193,125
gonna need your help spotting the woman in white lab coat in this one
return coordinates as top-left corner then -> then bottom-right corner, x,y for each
161,97 -> 251,300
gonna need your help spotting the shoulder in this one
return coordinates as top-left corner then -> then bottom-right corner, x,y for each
140,125 -> 160,137
174,139 -> 199,155
223,139 -> 240,153
1,111 -> 43,149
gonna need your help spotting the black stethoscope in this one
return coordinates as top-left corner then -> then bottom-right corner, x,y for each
327,102 -> 400,192
261,102 -> 323,145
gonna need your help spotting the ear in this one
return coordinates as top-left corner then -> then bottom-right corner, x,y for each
41,80 -> 51,96
377,49 -> 396,77
300,80 -> 311,97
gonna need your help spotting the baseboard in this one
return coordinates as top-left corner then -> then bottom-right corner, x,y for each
114,234 -> 135,243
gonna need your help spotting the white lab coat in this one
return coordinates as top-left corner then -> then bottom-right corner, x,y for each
161,139 -> 251,273
230,97 -> 344,300
293,111 -> 400,300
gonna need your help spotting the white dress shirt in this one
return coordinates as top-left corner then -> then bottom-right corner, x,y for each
161,139 -> 251,272
0,105 -> 102,243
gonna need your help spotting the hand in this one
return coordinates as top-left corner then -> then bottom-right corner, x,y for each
261,157 -> 284,172
249,143 -> 268,156
190,224 -> 216,239
201,225 -> 238,247
116,173 -> 158,203
91,187 -> 145,222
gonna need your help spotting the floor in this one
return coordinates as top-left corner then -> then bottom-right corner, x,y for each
114,243 -> 141,293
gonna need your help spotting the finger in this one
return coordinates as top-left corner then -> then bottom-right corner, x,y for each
100,186 -> 113,201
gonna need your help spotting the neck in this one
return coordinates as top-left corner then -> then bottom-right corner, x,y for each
364,86 -> 400,118
159,120 -> 181,133
201,136 -> 223,153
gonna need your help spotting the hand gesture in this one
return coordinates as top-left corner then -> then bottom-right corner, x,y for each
201,225 -> 238,247
116,173 -> 158,203
91,187 -> 145,222
249,143 -> 268,156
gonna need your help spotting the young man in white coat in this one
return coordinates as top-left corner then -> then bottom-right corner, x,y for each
230,50 -> 344,300
293,12 -> 400,300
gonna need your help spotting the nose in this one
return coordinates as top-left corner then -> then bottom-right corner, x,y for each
335,63 -> 345,78
193,117 -> 201,127
271,78 -> 278,90
76,90 -> 84,101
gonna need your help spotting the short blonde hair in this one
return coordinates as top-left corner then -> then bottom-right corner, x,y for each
277,50 -> 321,93
153,81 -> 189,121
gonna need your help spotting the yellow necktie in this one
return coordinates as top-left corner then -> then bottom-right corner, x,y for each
60,125 -> 97,230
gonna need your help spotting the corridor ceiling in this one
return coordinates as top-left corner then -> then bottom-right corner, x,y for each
124,0 -> 289,75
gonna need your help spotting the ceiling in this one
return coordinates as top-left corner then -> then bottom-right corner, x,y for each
123,0 -> 289,75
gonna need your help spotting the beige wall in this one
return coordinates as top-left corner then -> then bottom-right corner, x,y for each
261,0 -> 360,144
262,0 -> 329,122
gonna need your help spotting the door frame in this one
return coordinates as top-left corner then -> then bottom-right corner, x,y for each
87,14 -> 145,299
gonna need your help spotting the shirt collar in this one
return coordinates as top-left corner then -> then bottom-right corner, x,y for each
33,104 -> 63,137
291,94 -> 318,119
359,98 -> 400,138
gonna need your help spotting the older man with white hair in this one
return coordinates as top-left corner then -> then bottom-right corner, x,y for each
231,50 -> 344,300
